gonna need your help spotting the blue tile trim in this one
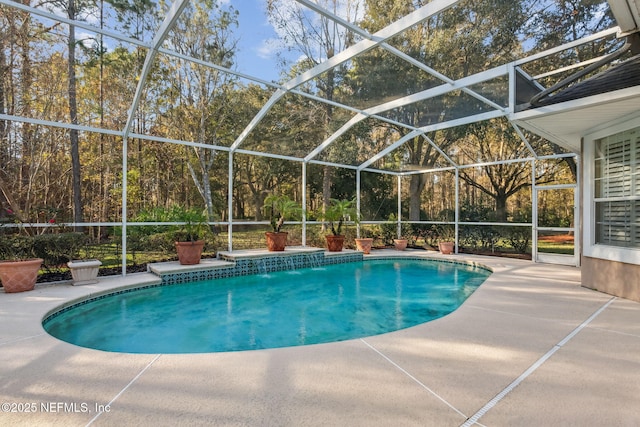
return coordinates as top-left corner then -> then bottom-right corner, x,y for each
160,251 -> 362,285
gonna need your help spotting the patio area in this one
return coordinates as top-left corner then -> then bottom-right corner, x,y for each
1,251 -> 639,426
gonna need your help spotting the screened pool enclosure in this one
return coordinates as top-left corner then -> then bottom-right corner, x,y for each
1,0 -> 633,273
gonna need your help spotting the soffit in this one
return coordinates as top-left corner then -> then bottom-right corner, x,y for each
511,85 -> 640,152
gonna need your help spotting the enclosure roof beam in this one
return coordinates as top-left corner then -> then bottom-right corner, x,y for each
539,153 -> 577,160
305,114 -> 368,161
399,166 -> 458,176
0,114 -> 123,137
360,168 -> 405,176
235,148 -> 308,163
308,160 -> 361,171
357,110 -> 505,171
294,0 -> 374,41
358,130 -> 423,171
457,156 -> 536,169
308,64 -> 508,161
533,54 -> 612,79
511,123 -> 538,159
230,89 -> 287,151
423,135 -> 457,167
0,0 -> 152,49
418,110 -> 506,134
283,0 -> 462,91
296,0 -> 499,111
123,0 -> 190,141
378,45 -> 506,112
229,0 -> 462,152
514,27 -> 619,67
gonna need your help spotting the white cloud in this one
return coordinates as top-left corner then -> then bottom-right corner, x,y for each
256,39 -> 279,60
77,31 -> 98,49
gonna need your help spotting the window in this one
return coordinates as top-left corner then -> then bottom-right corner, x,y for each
594,127 -> 640,248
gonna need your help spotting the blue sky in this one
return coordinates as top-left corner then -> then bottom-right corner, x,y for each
233,0 -> 286,83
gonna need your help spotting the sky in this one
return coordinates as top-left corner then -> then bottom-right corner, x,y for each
68,0 -> 287,84
233,0 -> 287,83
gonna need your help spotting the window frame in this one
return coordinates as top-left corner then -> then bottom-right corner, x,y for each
584,114 -> 640,265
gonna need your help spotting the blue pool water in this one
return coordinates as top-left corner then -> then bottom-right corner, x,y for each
44,259 -> 490,354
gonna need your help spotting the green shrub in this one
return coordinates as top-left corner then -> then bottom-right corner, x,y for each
0,234 -> 36,260
0,232 -> 88,265
411,223 -> 453,248
505,226 -> 531,253
146,232 -> 179,253
32,232 -> 89,265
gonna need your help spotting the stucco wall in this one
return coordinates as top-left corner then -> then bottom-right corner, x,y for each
582,256 -> 640,302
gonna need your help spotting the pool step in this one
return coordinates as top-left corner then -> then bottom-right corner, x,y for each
148,258 -> 235,278
147,247 -> 363,285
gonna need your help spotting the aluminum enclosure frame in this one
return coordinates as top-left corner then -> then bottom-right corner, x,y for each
0,0 -> 604,272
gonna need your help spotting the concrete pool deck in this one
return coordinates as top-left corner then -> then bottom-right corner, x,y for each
1,250 -> 639,426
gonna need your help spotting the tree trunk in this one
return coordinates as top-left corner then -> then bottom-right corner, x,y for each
0,31 -> 8,167
187,147 -> 217,222
19,7 -> 32,207
495,194 -> 508,222
68,0 -> 84,229
322,165 -> 332,231
253,191 -> 267,221
408,173 -> 427,221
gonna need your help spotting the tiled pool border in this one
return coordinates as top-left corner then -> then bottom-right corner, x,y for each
160,251 -> 364,285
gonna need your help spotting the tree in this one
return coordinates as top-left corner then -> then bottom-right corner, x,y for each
352,0 -> 530,220
522,0 -> 615,181
526,0 -> 614,61
456,119 -> 566,222
158,0 -> 239,221
266,0 -> 362,216
67,0 -> 84,228
80,47 -> 140,225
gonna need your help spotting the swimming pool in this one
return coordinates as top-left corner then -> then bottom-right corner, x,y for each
43,258 -> 491,354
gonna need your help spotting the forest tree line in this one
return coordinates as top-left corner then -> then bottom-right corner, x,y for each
0,0 -> 616,238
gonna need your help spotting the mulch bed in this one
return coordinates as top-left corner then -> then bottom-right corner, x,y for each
538,234 -> 574,244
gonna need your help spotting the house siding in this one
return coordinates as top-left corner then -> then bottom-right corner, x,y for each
582,255 -> 640,302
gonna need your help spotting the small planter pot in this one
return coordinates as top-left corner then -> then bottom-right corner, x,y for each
265,232 -> 288,252
394,239 -> 408,251
355,238 -> 373,254
67,259 -> 102,286
175,240 -> 205,265
0,258 -> 43,293
438,241 -> 455,254
325,235 -> 345,252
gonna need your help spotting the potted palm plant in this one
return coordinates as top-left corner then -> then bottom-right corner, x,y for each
173,207 -> 208,265
263,194 -> 302,251
321,198 -> 358,252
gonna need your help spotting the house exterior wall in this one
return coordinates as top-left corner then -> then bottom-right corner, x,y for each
580,113 -> 640,302
582,255 -> 640,302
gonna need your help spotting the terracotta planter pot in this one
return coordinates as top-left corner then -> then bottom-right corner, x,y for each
67,259 -> 102,285
175,240 -> 205,265
438,241 -> 454,254
325,235 -> 345,252
394,239 -> 408,251
0,258 -> 43,293
265,232 -> 288,251
355,238 -> 373,254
